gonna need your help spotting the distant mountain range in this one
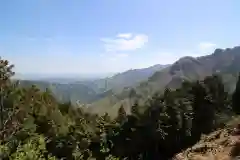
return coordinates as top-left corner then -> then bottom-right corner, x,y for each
16,45 -> 240,116
13,73 -> 116,83
88,46 -> 240,116
90,64 -> 169,92
18,80 -> 99,104
17,64 -> 168,104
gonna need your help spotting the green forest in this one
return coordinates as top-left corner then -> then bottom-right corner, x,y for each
1,57 -> 240,160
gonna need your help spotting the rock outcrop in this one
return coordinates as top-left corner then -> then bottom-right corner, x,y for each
174,118 -> 240,160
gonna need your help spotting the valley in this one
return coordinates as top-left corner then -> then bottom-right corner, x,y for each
2,1 -> 240,159
88,46 -> 240,116
16,46 -> 240,117
2,45 -> 240,159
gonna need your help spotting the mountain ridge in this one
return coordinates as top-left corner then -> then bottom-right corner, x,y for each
16,63 -> 169,105
91,64 -> 169,92
88,46 -> 240,116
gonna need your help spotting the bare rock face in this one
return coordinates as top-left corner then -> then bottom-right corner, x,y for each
173,123 -> 240,160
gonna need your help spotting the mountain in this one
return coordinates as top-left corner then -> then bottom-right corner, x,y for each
13,73 -> 115,83
17,80 -> 101,104
92,64 -> 169,92
142,46 -> 240,94
16,64 -> 168,105
88,46 -> 240,116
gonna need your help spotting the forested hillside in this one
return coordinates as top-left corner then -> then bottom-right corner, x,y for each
147,47 -> 240,92
1,56 -> 240,159
17,80 -> 101,104
89,46 -> 240,116
15,64 -> 168,106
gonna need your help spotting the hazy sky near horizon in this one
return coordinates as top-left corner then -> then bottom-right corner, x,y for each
0,0 -> 240,74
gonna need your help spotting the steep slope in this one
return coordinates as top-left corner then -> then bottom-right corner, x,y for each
92,64 -> 169,91
16,64 -> 168,106
89,46 -> 240,116
174,117 -> 240,160
138,46 -> 240,96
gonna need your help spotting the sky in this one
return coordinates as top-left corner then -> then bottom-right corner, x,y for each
0,0 -> 240,75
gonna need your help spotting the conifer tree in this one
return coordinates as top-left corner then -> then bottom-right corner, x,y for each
233,73 -> 240,114
116,105 -> 127,124
131,100 -> 141,118
0,58 -> 15,140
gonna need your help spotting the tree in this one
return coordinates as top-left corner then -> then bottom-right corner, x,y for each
116,105 -> 127,124
129,89 -> 137,99
0,55 -> 236,159
131,100 -> 141,118
233,73 -> 240,114
10,135 -> 56,160
0,58 -> 15,140
204,75 -> 229,112
129,89 -> 137,107
58,102 -> 71,115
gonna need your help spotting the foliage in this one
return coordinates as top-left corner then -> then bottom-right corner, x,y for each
10,135 -> 56,160
233,73 -> 240,114
90,46 -> 240,115
18,80 -> 101,104
0,57 -> 238,159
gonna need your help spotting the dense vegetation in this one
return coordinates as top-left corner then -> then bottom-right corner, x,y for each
15,64 -> 168,106
15,47 -> 240,117
17,80 -> 101,104
89,47 -> 240,115
1,56 -> 240,160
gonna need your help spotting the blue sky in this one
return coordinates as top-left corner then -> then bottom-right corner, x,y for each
0,0 -> 240,75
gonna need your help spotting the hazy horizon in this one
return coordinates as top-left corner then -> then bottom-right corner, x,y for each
13,63 -> 170,81
13,72 -> 116,80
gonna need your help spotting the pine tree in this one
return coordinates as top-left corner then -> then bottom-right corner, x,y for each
129,89 -> 137,107
116,105 -> 127,124
233,73 -> 240,114
0,58 -> 15,140
131,100 -> 141,118
204,75 -> 229,112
